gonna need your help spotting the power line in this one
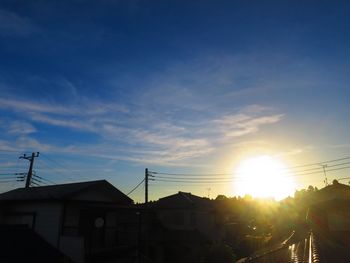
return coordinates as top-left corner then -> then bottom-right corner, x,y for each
0,173 -> 26,176
0,177 -> 20,181
33,174 -> 56,185
149,157 -> 350,178
153,178 -> 236,184
127,178 -> 145,196
31,177 -> 49,186
0,180 -> 22,184
31,181 -> 41,187
37,158 -> 75,183
41,153 -> 76,174
328,165 -> 350,173
327,161 -> 350,168
151,165 -> 350,184
293,156 -> 350,168
153,175 -> 236,180
149,171 -> 233,176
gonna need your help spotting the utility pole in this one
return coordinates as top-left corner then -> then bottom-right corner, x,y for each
322,164 -> 328,186
20,152 -> 39,188
145,168 -> 148,204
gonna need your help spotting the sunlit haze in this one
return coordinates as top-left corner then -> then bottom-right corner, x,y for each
234,156 -> 296,200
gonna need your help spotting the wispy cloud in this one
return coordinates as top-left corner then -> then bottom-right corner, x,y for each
220,114 -> 284,137
0,97 -> 284,166
211,105 -> 284,138
29,113 -> 95,132
0,97 -> 128,116
0,53 -> 289,166
8,121 -> 36,135
0,9 -> 39,37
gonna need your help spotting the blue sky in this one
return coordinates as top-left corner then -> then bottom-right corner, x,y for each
0,0 -> 350,201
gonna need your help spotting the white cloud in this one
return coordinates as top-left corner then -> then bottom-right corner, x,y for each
0,53 -> 288,166
0,97 -> 128,116
211,105 -> 284,139
8,121 -> 36,134
0,98 -> 75,115
15,137 -> 53,152
0,93 -> 285,165
29,113 -> 95,131
0,140 -> 17,152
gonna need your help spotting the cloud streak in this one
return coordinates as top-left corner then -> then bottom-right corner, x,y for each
0,93 -> 285,165
0,54 -> 291,166
8,121 -> 36,135
0,9 -> 39,37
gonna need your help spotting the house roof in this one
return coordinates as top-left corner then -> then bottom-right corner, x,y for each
0,180 -> 133,204
152,191 -> 212,209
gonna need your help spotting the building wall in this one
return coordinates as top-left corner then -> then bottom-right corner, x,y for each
60,203 -> 138,262
71,190 -> 117,203
157,208 -> 224,241
2,202 -> 63,247
157,209 -> 193,230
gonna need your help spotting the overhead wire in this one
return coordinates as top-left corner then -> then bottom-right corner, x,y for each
31,177 -> 49,186
0,173 -> 25,176
37,157 -> 75,183
150,159 -> 350,184
127,178 -> 145,196
149,156 -> 350,178
33,174 -> 56,185
0,180 -> 22,184
0,176 -> 18,181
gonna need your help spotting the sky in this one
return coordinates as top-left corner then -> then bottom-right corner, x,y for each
0,0 -> 350,201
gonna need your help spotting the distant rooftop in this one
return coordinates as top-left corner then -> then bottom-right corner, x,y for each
315,180 -> 350,201
152,191 -> 212,209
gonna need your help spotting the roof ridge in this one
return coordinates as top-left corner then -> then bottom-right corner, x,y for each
0,179 -> 132,204
179,191 -> 194,203
9,179 -> 107,191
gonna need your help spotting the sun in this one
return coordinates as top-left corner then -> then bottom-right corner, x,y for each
234,155 -> 295,200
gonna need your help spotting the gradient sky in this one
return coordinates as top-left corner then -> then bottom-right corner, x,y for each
0,0 -> 350,201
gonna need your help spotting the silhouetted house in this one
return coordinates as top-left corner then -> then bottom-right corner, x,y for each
313,180 -> 350,202
0,180 -> 138,263
152,191 -> 223,240
145,191 -> 223,263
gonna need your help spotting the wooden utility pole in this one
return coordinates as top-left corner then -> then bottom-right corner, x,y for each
20,152 -> 39,188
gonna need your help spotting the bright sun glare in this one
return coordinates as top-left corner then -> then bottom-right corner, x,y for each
234,155 -> 296,200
